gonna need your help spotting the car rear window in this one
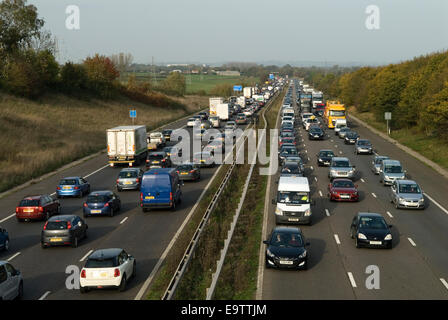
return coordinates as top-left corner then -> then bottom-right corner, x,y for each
59,179 -> 77,185
87,195 -> 109,203
19,199 -> 39,206
119,171 -> 138,178
178,165 -> 193,171
333,161 -> 350,167
85,257 -> 118,268
149,154 -> 164,160
46,221 -> 68,230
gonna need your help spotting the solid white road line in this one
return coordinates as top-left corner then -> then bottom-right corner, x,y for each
339,151 -> 343,154
408,238 -> 417,247
334,145 -> 338,148
386,211 -> 394,218
423,192 -> 448,215
325,209 -> 330,217
310,166 -> 313,170
440,278 -> 448,291
80,249 -> 93,262
38,291 -> 51,300
120,217 -> 128,224
371,193 -> 377,198
347,272 -> 357,288
331,139 -> 334,142
7,252 -> 21,261
314,177 -> 317,182
308,157 -> 311,161
334,234 -> 341,245
319,191 -> 323,197
83,164 -> 110,179
0,213 -> 15,223
361,178 -> 365,183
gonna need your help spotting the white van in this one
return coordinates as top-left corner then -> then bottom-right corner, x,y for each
334,119 -> 347,135
273,176 -> 312,225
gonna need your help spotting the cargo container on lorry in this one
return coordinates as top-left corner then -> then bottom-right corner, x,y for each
216,103 -> 230,121
324,101 -> 346,129
107,125 -> 147,167
209,97 -> 224,117
243,87 -> 252,99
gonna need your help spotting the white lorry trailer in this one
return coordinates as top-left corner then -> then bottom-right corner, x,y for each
107,125 -> 147,167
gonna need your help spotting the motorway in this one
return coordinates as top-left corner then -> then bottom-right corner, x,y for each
0,111 -> 252,300
261,83 -> 448,299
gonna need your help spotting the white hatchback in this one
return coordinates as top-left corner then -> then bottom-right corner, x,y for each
80,248 -> 136,293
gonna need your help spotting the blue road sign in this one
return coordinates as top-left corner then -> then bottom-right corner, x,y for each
130,110 -> 137,118
233,85 -> 242,91
269,74 -> 274,80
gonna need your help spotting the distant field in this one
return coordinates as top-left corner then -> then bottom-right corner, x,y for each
120,72 -> 259,94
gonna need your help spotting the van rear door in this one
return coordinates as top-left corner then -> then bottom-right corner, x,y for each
141,174 -> 171,206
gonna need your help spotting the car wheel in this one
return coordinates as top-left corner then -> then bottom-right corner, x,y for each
4,239 -> 9,251
109,208 -> 114,217
45,212 -> 50,221
71,236 -> 78,248
171,201 -> 176,211
80,286 -> 89,294
132,262 -> 136,279
302,260 -> 308,270
395,201 -> 400,210
57,205 -> 61,215
41,242 -> 47,249
16,281 -> 23,300
355,237 -> 361,248
118,275 -> 127,292
117,187 -> 122,192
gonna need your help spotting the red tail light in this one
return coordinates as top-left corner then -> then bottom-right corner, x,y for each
104,203 -> 110,207
114,268 -> 120,277
83,203 -> 87,207
57,187 -> 61,190
38,206 -> 44,213
140,193 -> 143,201
67,221 -> 72,229
190,170 -> 195,173
43,222 -> 48,230
15,207 -> 19,213
81,270 -> 86,278
116,179 -> 119,183
146,159 -> 149,163
135,178 -> 139,183
74,186 -> 79,190
170,192 -> 173,201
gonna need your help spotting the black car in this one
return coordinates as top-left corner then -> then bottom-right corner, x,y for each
344,131 -> 359,144
163,146 -> 183,158
279,146 -> 299,165
162,129 -> 173,142
350,213 -> 393,249
280,162 -> 303,177
308,126 -> 324,140
338,127 -> 351,139
41,215 -> 88,248
264,226 -> 310,270
198,112 -> 208,120
0,227 -> 9,251
316,149 -> 335,166
146,151 -> 171,169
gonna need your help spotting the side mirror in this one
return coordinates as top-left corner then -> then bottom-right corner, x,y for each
263,240 -> 269,245
306,242 -> 310,246
388,225 -> 393,229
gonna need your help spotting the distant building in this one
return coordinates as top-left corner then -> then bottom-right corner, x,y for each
216,70 -> 241,76
172,70 -> 182,73
191,70 -> 200,74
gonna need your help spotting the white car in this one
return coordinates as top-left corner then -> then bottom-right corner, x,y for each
305,118 -> 319,131
226,121 -> 237,130
0,261 -> 23,300
187,118 -> 198,127
149,132 -> 166,147
281,119 -> 294,127
80,248 -> 136,293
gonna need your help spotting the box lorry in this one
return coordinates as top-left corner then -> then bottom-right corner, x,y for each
216,103 -> 230,121
243,87 -> 252,99
107,125 -> 147,167
209,97 -> 224,117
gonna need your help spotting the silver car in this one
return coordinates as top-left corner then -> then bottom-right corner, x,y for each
389,180 -> 425,210
371,156 -> 389,174
380,159 -> 406,186
355,139 -> 373,155
329,157 -> 356,180
116,168 -> 144,191
0,261 -> 23,300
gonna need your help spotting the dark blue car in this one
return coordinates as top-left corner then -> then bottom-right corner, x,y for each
83,191 -> 121,218
0,227 -> 9,251
57,177 -> 90,198
140,168 -> 182,212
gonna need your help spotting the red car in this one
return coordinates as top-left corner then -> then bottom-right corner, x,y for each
279,137 -> 296,147
16,195 -> 61,222
328,179 -> 359,202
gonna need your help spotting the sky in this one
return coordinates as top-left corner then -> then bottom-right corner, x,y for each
28,0 -> 448,66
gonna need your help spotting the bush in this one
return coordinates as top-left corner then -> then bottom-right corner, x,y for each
83,54 -> 120,98
60,62 -> 88,92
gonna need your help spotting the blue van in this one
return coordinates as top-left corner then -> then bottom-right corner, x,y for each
140,168 -> 182,212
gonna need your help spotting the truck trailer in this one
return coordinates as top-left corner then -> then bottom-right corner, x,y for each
107,125 -> 147,167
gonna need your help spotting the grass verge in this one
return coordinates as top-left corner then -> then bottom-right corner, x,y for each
348,106 -> 448,170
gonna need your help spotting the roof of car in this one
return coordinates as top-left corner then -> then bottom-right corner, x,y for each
60,176 -> 80,180
88,190 -> 113,196
272,226 -> 302,234
332,157 -> 350,161
149,151 -> 166,156
396,179 -> 418,185
319,149 -> 334,153
383,159 -> 401,165
375,155 -> 389,159
332,178 -> 354,183
120,168 -> 140,172
21,195 -> 44,200
48,215 -> 77,221
357,212 -> 383,218
88,248 -> 123,260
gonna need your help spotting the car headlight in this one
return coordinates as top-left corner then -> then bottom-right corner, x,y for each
358,233 -> 367,240
299,250 -> 307,258
384,234 -> 392,240
419,198 -> 425,203
266,249 -> 275,258
304,208 -> 311,216
275,207 -> 283,216
398,197 -> 405,203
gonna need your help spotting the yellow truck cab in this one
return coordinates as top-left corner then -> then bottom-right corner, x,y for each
324,101 -> 346,129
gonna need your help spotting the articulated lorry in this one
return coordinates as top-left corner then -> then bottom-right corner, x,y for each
107,125 -> 147,167
324,101 -> 346,129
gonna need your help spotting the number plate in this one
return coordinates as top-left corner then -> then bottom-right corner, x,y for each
145,196 -> 155,200
24,208 -> 34,212
370,241 -> 382,245
340,195 -> 350,199
181,172 -> 188,175
124,181 -> 133,185
50,238 -> 62,242
288,218 -> 299,222
91,210 -> 101,213
279,260 -> 293,265
63,186 -> 71,190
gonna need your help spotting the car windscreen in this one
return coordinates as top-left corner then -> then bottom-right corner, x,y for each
332,161 -> 350,168
359,217 -> 388,230
270,232 -> 303,248
277,191 -> 310,204
19,199 -> 39,206
87,195 -> 109,203
375,158 -> 388,164
309,128 -> 321,133
59,179 -> 77,185
320,151 -> 334,157
399,184 -> 421,194
384,165 -> 402,173
333,180 -> 354,188
330,110 -> 345,116
178,165 -> 193,171
281,148 -> 298,155
358,140 -> 371,146
85,257 -> 118,268
281,165 -> 301,174
46,221 -> 68,230
119,171 -> 138,178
